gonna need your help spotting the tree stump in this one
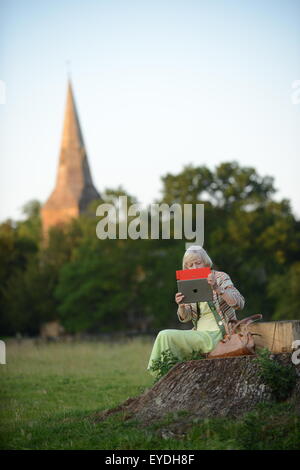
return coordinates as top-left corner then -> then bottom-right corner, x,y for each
93,353 -> 300,425
250,320 -> 300,353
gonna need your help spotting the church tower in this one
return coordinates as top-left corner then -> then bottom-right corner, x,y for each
41,80 -> 100,238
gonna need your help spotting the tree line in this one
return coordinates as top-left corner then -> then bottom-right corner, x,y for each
0,161 -> 299,336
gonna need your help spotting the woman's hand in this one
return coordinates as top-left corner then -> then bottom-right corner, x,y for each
208,271 -> 224,295
175,292 -> 185,306
207,272 -> 218,290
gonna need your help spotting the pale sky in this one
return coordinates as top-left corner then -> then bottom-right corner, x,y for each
0,0 -> 300,223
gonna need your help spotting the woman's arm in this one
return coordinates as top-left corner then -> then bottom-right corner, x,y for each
175,292 -> 193,322
177,303 -> 193,322
220,286 -> 245,310
209,271 -> 245,310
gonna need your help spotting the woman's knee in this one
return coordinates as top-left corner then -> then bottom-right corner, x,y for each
157,329 -> 175,338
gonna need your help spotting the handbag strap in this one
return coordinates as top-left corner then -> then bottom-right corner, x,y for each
232,314 -> 263,334
193,302 -> 226,336
191,303 -> 201,329
207,301 -> 227,337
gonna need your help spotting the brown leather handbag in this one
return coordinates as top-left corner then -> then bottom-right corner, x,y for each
207,314 -> 263,359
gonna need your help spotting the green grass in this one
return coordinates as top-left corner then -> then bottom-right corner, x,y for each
0,338 -> 299,450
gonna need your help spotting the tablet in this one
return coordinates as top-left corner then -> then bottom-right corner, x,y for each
176,267 -> 211,280
177,278 -> 213,304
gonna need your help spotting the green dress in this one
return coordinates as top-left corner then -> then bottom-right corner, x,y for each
147,302 -> 223,375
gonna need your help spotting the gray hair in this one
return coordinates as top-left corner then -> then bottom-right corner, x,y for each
182,246 -> 213,269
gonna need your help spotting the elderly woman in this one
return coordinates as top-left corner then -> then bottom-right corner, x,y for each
147,245 -> 245,374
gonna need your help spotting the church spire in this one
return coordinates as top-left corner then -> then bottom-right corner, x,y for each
61,80 -> 84,152
41,80 -> 100,238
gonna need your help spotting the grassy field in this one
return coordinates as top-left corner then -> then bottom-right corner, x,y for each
0,338 -> 299,450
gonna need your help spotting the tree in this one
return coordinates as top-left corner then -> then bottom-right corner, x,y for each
0,219 -> 38,334
268,262 -> 300,320
16,199 -> 43,246
1,257 -> 59,335
212,162 -> 275,210
160,161 -> 275,210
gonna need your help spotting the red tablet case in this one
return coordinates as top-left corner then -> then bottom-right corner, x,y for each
176,267 -> 211,280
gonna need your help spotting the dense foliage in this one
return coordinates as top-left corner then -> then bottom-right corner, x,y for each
1,161 -> 299,336
254,348 -> 297,401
